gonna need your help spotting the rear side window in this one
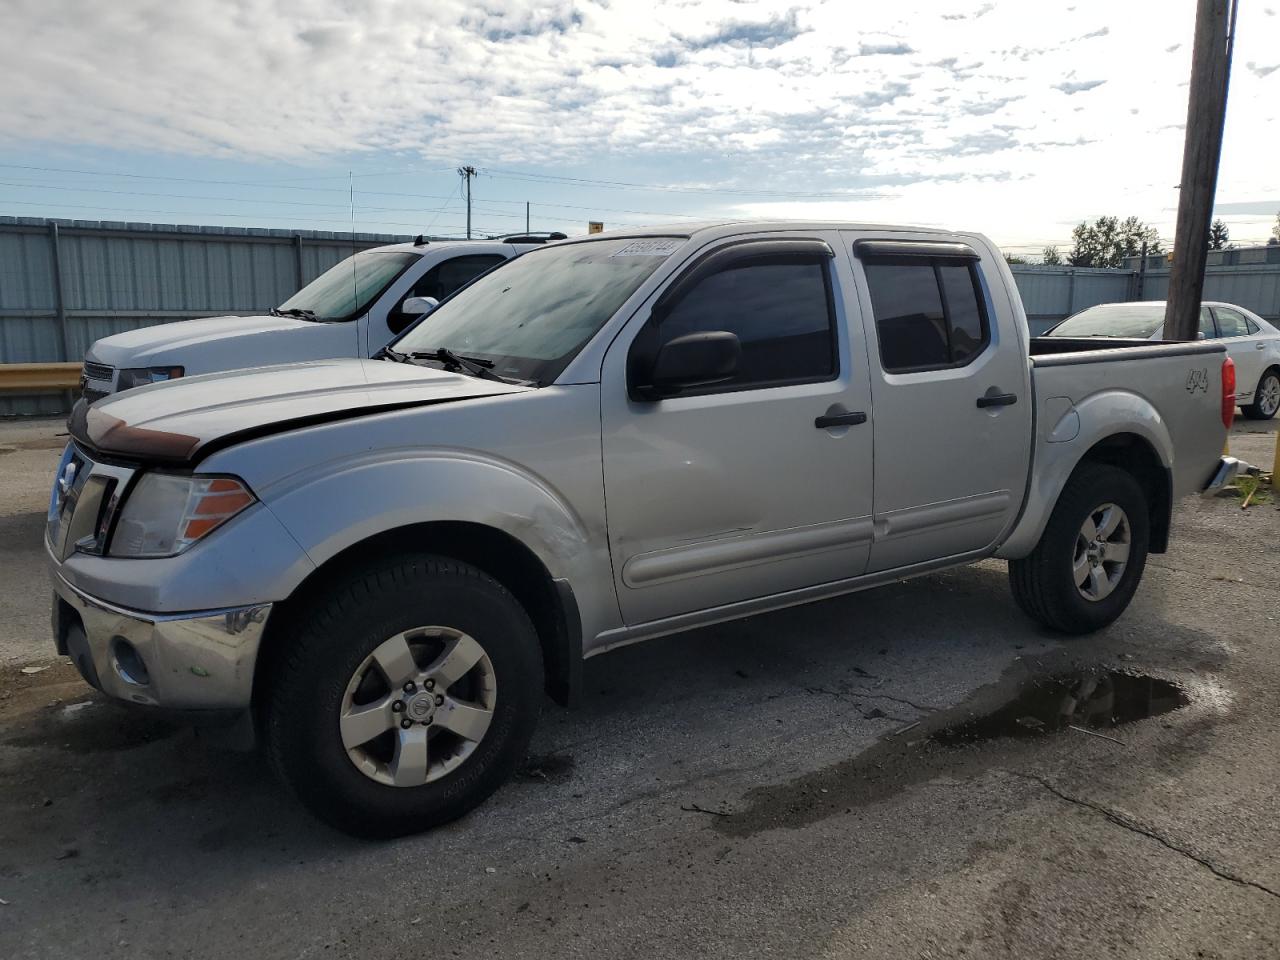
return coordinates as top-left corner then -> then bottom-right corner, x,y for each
1199,307 -> 1216,339
863,258 -> 991,372
657,259 -> 836,391
414,254 -> 506,300
1214,307 -> 1250,338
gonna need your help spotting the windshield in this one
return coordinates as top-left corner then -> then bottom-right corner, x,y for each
393,236 -> 683,384
1046,305 -> 1166,339
278,250 -> 419,321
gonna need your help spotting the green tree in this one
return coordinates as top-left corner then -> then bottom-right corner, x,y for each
1067,215 -> 1163,268
1271,211 -> 1280,245
1208,219 -> 1230,250
1042,246 -> 1063,265
1004,253 -> 1028,264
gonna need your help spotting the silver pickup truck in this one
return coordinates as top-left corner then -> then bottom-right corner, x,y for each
46,221 -> 1239,836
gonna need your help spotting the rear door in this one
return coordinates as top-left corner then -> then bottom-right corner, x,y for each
600,233 -> 875,626
843,235 -> 1032,573
1211,305 -> 1267,399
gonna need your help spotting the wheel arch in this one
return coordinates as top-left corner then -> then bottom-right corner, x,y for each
254,521 -> 583,711
1073,433 -> 1171,553
998,427 -> 1172,560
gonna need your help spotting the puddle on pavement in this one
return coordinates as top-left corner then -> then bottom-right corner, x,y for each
715,666 -> 1194,838
931,671 -> 1188,746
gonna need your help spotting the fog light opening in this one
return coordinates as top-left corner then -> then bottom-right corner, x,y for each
110,637 -> 151,686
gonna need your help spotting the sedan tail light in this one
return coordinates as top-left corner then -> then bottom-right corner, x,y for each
1221,357 -> 1236,430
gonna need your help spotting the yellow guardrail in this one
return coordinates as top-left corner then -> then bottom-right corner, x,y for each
0,362 -> 81,391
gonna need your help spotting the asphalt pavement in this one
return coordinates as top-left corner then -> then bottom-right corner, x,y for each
1,416 -> 1278,959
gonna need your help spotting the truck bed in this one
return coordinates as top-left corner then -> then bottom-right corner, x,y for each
1028,336 -> 1227,501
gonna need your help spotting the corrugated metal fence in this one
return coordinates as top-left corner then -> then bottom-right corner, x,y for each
0,217 -> 412,415
3,217 -> 1280,415
1007,266 -> 1137,336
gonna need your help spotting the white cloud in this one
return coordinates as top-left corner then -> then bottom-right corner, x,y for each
0,0 -> 1277,248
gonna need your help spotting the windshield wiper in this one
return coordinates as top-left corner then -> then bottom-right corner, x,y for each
409,347 -> 498,380
271,307 -> 318,320
373,345 -> 412,363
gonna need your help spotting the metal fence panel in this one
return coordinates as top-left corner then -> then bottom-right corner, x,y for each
1135,267 -> 1280,322
0,218 -> 412,415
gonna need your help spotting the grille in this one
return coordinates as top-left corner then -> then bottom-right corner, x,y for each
47,446 -> 134,560
82,361 -> 114,382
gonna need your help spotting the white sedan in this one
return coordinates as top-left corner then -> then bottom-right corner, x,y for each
1044,300 -> 1280,420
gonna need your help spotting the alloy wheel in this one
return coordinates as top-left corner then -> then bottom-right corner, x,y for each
1259,373 -> 1280,417
339,627 -> 496,787
1073,503 -> 1131,602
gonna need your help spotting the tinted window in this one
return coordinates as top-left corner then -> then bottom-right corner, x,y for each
938,264 -> 985,363
657,260 -> 836,390
864,259 -> 989,371
415,254 -> 506,300
1215,307 -> 1250,337
388,254 -> 507,333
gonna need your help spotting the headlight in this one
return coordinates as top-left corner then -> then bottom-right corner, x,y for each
116,366 -> 184,391
109,474 -> 255,558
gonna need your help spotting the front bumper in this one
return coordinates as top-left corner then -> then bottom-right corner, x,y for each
1201,456 -> 1258,498
51,572 -> 271,711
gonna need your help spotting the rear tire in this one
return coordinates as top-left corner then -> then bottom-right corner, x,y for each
1009,463 -> 1150,634
264,555 -> 543,838
1241,368 -> 1280,420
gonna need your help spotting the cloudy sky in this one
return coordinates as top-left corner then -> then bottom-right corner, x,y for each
1,0 -> 1277,255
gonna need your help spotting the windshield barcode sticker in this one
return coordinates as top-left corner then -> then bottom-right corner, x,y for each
610,239 -> 683,258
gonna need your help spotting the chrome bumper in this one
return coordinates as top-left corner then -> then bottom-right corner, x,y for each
51,573 -> 271,710
1201,456 -> 1257,498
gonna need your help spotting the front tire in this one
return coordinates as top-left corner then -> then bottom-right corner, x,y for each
1241,368 -> 1280,420
264,555 -> 543,838
1009,463 -> 1150,634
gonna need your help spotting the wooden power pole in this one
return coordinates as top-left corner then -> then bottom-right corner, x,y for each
1164,0 -> 1238,340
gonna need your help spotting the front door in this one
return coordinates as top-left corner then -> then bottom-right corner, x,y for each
600,234 -> 875,626
844,234 -> 1032,573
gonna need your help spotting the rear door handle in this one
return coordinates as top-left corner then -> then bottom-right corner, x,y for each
814,411 -> 867,429
1257,343 -> 1267,350
976,392 -> 1018,408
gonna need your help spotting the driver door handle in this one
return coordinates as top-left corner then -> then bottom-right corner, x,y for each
814,411 -> 867,429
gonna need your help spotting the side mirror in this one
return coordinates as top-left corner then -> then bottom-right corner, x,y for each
637,331 -> 741,400
401,296 -> 439,318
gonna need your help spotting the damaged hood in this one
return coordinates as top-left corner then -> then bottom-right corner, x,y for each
70,358 -> 529,465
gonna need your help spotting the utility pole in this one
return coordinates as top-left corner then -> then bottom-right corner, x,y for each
526,201 -> 530,234
1136,241 -> 1148,300
457,165 -> 477,239
1164,0 -> 1238,341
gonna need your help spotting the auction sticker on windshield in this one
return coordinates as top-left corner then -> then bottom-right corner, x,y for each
609,239 -> 683,258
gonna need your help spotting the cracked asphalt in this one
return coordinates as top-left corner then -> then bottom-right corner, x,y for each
1,416 -> 1279,959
